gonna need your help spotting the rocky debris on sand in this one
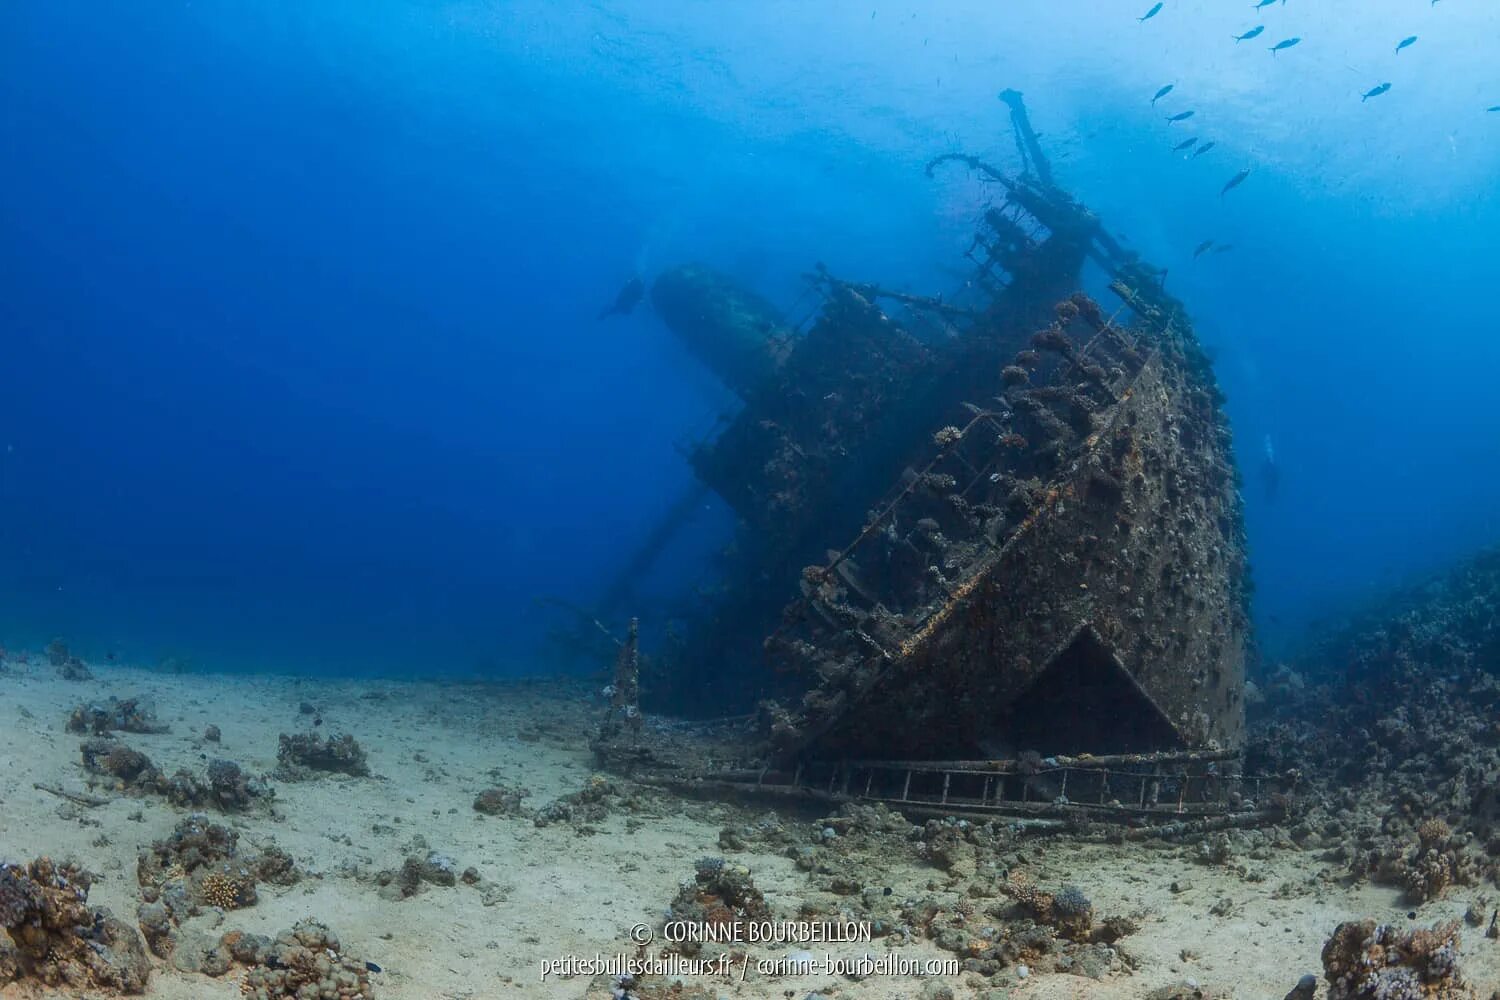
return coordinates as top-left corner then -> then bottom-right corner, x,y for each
192,757 -> 273,812
472,783 -> 530,816
80,738 -> 272,812
1248,548 -> 1500,902
81,737 -> 158,786
1002,872 -> 1095,942
358,835 -> 479,902
1321,918 -> 1472,999
880,886 -> 1134,982
580,972 -> 718,1000
0,856 -> 151,994
135,816 -> 300,956
533,774 -> 652,834
762,802 -> 1137,983
374,851 -> 462,901
1142,985 -> 1234,1000
46,638 -> 95,680
44,638 -> 70,666
275,732 -> 370,779
67,696 -> 170,735
665,856 -> 771,956
717,810 -> 802,852
166,918 -> 373,999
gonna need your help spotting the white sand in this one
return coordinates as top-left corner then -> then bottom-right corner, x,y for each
3,661 -> 1497,999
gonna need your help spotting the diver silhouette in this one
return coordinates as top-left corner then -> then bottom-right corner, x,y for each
1260,434 -> 1280,502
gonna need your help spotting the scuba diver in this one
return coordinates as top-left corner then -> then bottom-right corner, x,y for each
597,276 -> 645,319
1261,434 -> 1280,502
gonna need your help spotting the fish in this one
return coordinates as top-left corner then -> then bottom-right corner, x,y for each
1489,105 -> 1500,112
1220,168 -> 1251,197
1152,83 -> 1174,105
1192,140 -> 1217,158
598,276 -> 645,319
1193,240 -> 1216,259
1173,137 -> 1199,152
1233,25 -> 1265,42
1252,0 -> 1279,9
1269,37 -> 1301,54
1361,82 -> 1392,102
1165,110 -> 1195,124
1396,35 -> 1417,53
1138,2 -> 1164,22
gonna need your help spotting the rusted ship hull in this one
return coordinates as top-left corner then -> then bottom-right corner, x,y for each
767,289 -> 1247,762
600,91 -> 1249,780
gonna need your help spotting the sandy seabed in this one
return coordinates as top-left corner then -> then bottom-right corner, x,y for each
2,660 -> 1497,1000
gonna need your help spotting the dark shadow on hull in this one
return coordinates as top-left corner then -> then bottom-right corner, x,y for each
999,628 -> 1183,757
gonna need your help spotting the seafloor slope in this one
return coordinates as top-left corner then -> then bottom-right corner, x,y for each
4,613 -> 1500,999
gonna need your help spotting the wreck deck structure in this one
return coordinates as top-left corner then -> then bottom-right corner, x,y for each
597,91 -> 1249,804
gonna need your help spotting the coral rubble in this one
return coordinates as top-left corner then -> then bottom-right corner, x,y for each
1249,548 -> 1500,901
150,918 -> 373,999
80,737 -> 272,811
276,732 -> 371,779
473,784 -> 530,816
532,773 -> 652,833
46,637 -> 95,680
238,920 -> 374,999
664,856 -> 771,955
0,856 -> 150,993
135,815 -> 299,956
67,696 -> 169,735
1321,918 -> 1472,999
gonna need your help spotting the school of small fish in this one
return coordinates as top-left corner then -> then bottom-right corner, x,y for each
1133,1 -> 1488,264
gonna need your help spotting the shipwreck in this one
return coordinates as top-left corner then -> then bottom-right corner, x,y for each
592,92 -> 1259,829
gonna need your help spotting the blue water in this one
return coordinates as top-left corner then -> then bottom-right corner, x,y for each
3,1 -> 1498,678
